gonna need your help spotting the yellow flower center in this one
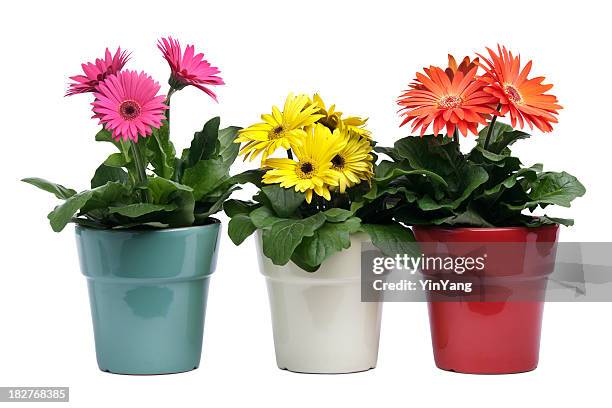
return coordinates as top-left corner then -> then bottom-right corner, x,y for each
438,95 -> 462,109
269,125 -> 285,139
504,84 -> 523,104
297,161 -> 316,179
331,154 -> 346,170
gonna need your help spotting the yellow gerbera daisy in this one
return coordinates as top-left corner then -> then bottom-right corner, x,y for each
310,93 -> 343,130
330,130 -> 374,192
235,93 -> 323,161
262,124 -> 344,203
310,93 -> 372,139
339,115 -> 372,139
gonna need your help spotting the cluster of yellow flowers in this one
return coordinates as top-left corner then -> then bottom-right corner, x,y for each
235,94 -> 374,203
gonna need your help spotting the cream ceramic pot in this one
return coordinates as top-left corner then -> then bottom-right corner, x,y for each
256,232 -> 382,374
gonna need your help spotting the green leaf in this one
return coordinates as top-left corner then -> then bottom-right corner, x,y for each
108,203 -> 177,218
224,199 -> 260,217
164,189 -> 195,227
223,169 -> 265,188
292,217 -> 362,269
217,126 -> 241,166
372,166 -> 430,205
261,213 -> 327,265
104,152 -> 129,168
431,208 -> 494,227
147,177 -> 193,203
416,165 -> 489,211
72,217 -> 108,230
146,121 -> 176,179
228,214 -> 257,245
477,122 -> 530,154
95,128 -> 114,143
112,221 -> 170,230
22,178 -> 76,200
479,164 -> 542,200
528,171 -> 586,207
249,206 -> 281,229
91,164 -> 128,188
374,160 -> 396,178
194,186 -> 240,221
468,147 -> 522,172
394,135 -> 462,179
372,167 -> 448,193
289,254 -> 321,273
524,215 -> 574,227
80,182 -> 132,214
146,177 -> 195,227
181,158 -> 229,201
47,190 -> 95,232
360,222 -> 418,257
322,208 -> 354,222
261,185 -> 305,217
472,146 -> 508,162
374,146 -> 402,162
186,117 -> 220,168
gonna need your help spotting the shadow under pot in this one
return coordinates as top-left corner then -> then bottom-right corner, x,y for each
257,232 -> 382,374
75,221 -> 221,375
413,224 -> 559,374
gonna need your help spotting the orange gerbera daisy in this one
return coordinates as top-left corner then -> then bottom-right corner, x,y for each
477,45 -> 562,132
408,55 -> 479,90
445,54 -> 479,80
398,56 -> 497,137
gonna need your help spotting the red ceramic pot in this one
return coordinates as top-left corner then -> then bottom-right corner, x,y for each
413,225 -> 559,374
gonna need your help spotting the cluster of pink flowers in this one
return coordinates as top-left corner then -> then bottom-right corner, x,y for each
67,37 -> 224,142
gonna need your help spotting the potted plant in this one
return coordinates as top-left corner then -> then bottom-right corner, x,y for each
225,93 -> 414,373
22,37 -> 240,375
373,47 -> 586,374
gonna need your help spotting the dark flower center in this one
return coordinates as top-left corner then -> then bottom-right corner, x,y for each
119,100 -> 141,121
300,162 -> 314,177
268,125 -> 284,140
504,85 -> 523,103
438,95 -> 462,109
331,154 -> 345,169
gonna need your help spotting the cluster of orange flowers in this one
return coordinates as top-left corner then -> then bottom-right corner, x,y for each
397,45 -> 562,136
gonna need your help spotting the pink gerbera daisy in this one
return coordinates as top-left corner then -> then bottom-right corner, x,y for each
157,36 -> 224,101
92,71 -> 167,142
66,47 -> 130,96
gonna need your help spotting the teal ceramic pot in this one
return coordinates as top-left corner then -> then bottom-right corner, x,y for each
75,221 -> 221,375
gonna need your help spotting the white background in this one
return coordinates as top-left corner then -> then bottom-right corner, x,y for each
1,1 -> 610,407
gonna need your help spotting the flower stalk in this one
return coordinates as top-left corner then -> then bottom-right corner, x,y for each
166,87 -> 177,106
130,140 -> 151,203
483,104 -> 502,150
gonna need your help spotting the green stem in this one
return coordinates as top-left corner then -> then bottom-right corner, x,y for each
483,104 -> 502,150
166,87 -> 177,104
165,88 -> 176,123
130,140 -> 150,203
452,128 -> 459,145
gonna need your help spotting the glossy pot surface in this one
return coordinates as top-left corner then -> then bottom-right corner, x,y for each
413,225 -> 559,374
257,232 -> 382,374
75,222 -> 221,375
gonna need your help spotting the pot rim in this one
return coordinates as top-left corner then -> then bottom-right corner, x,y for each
412,224 -> 559,233
75,217 -> 220,234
